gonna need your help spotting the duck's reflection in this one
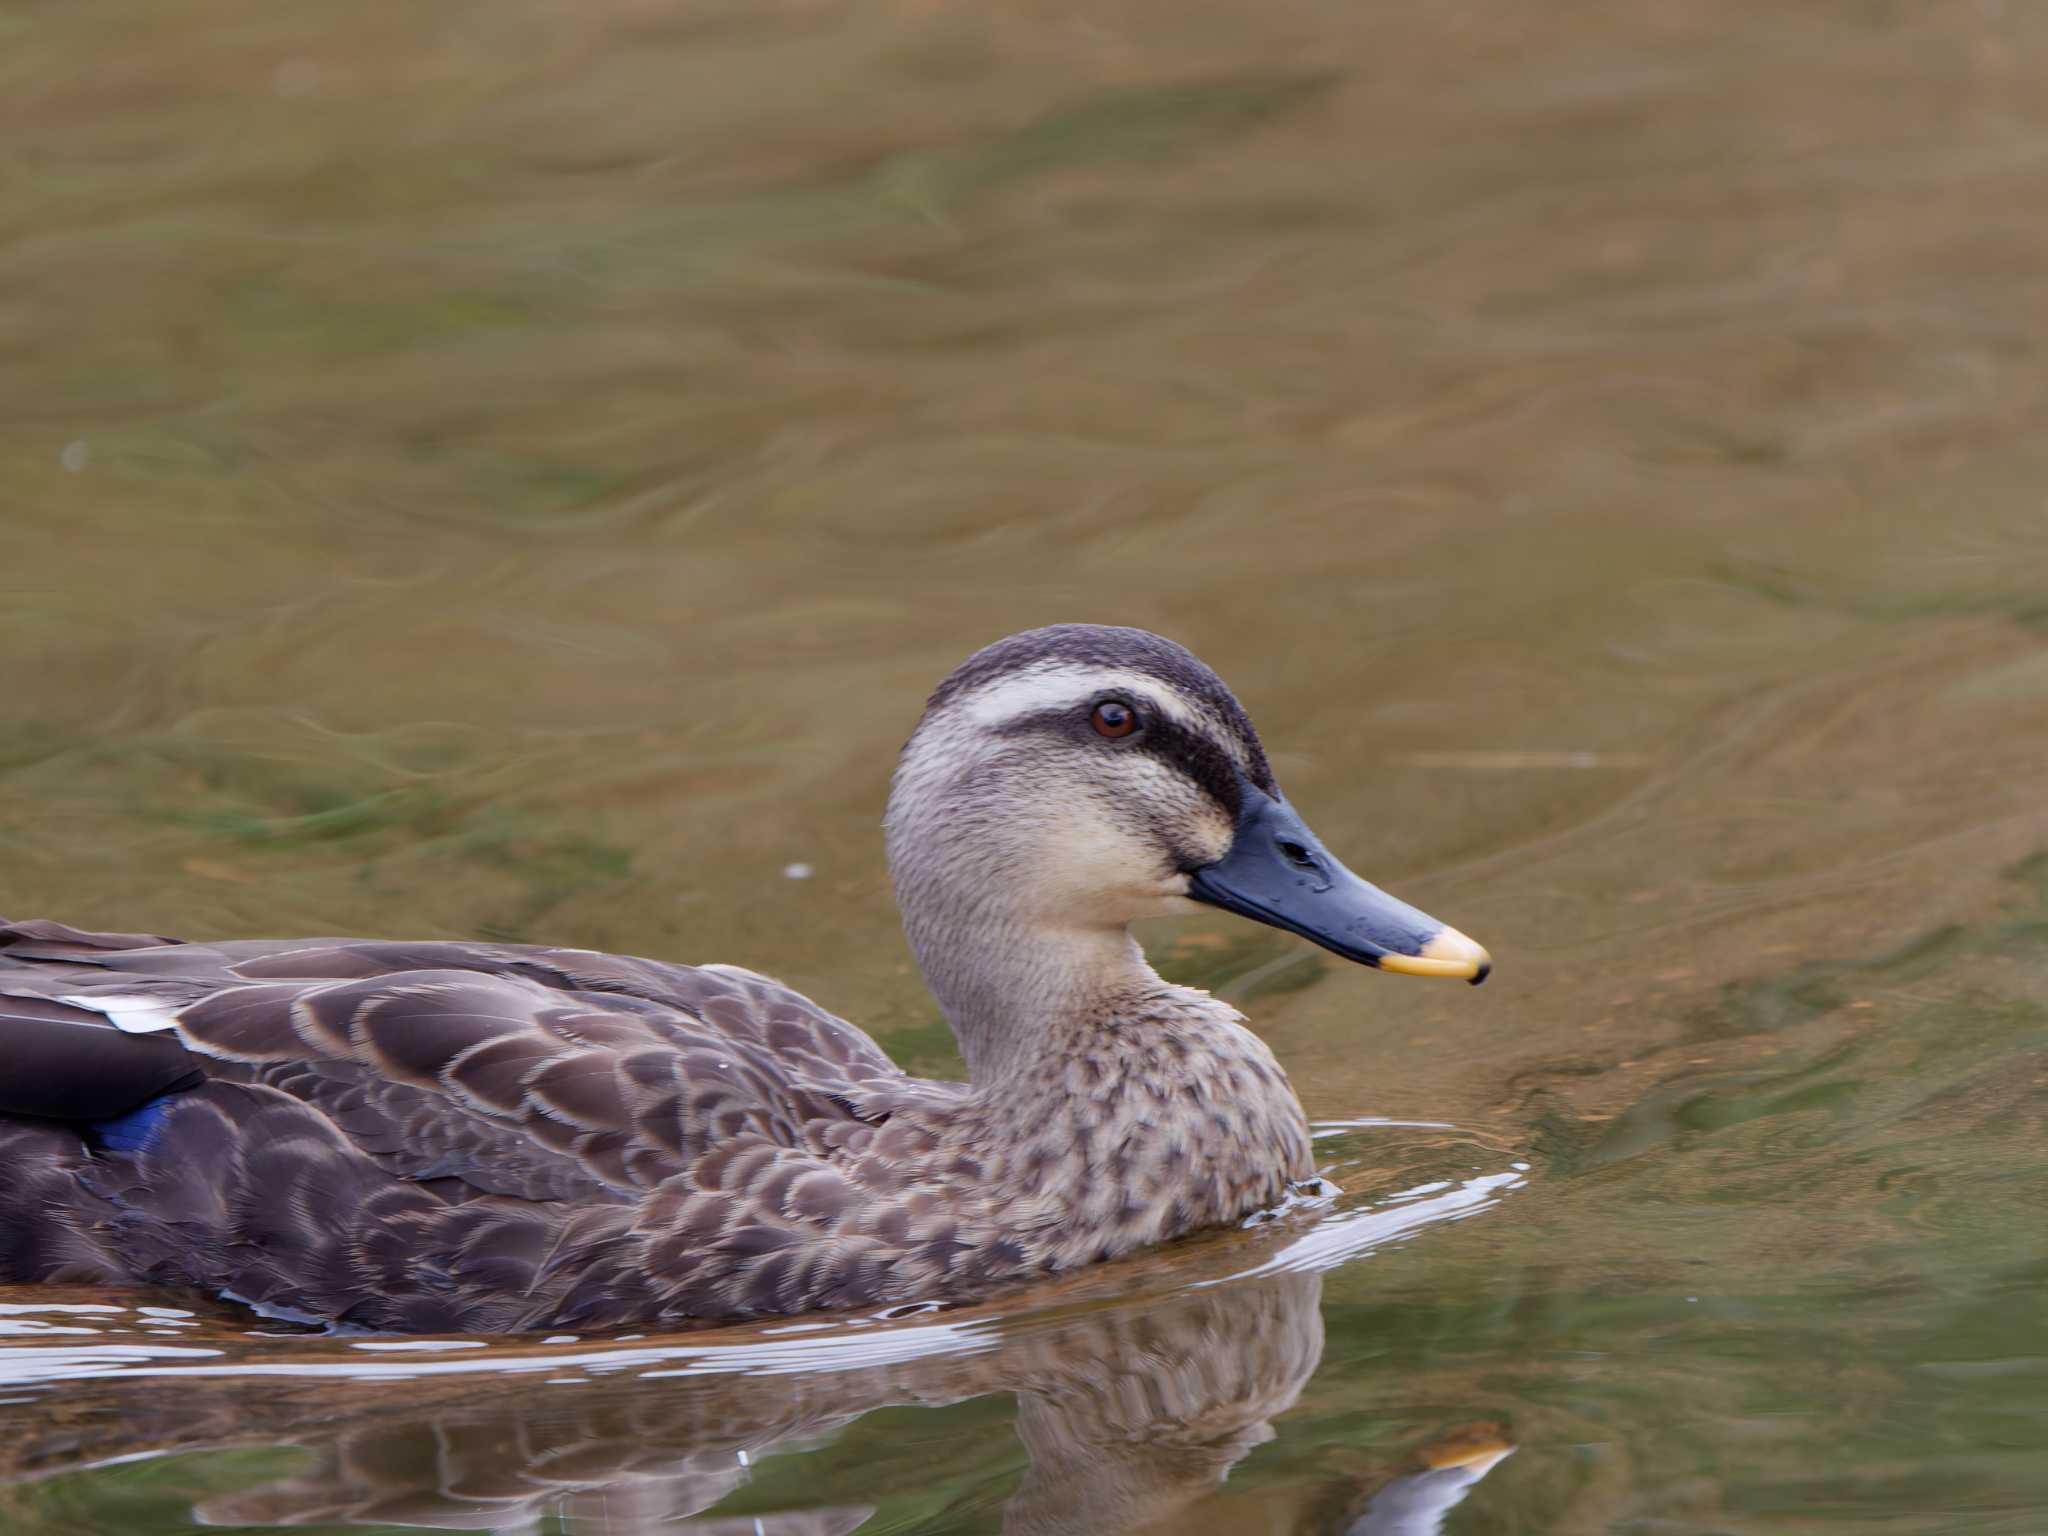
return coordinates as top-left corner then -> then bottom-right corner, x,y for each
175,1273 -> 1320,1535
1,1173 -> 1523,1535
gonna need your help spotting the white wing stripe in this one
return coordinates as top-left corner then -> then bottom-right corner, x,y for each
56,994 -> 183,1034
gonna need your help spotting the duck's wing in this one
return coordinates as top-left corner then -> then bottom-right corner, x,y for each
0,918 -> 911,1205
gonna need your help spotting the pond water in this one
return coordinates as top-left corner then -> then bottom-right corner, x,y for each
5,0 -> 2048,1531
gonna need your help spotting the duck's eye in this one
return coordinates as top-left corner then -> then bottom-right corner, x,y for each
1090,701 -> 1140,739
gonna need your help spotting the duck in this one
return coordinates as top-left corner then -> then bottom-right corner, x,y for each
0,624 -> 1489,1332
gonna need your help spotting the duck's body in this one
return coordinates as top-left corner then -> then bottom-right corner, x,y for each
0,923 -> 1307,1331
0,626 -> 1484,1331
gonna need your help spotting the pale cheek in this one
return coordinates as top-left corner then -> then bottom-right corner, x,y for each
1180,819 -> 1233,868
1018,809 -> 1176,918
1137,877 -> 1206,921
1088,859 -> 1202,924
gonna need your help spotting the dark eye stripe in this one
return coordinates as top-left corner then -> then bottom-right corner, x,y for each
1134,716 -> 1247,819
992,703 -> 1248,819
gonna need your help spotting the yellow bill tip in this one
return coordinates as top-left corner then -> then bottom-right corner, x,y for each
1376,925 -> 1492,984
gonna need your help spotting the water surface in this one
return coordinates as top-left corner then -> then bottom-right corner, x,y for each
4,0 -> 2048,1530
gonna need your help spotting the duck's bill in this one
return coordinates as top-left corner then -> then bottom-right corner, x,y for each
1187,783 -> 1491,985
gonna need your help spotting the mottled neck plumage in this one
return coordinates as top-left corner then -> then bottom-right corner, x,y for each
886,791 -> 1318,1259
921,982 -> 1317,1272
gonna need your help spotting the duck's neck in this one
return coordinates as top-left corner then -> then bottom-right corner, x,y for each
897,899 -> 1316,1259
905,906 -> 1161,1087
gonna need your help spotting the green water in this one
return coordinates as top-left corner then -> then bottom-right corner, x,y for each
4,0 -> 2048,1530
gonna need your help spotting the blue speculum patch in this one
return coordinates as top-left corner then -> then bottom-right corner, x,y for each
89,1093 -> 181,1155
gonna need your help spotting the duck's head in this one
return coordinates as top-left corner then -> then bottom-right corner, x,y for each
886,626 -> 1487,1074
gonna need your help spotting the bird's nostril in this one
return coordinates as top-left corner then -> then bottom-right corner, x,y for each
1277,839 -> 1314,867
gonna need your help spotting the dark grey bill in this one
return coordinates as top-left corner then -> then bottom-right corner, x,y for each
1186,783 -> 1491,984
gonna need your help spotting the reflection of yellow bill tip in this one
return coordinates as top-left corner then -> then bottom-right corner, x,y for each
1377,926 -> 1492,983
1420,1439 -> 1516,1473
1413,1422 -> 1517,1471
